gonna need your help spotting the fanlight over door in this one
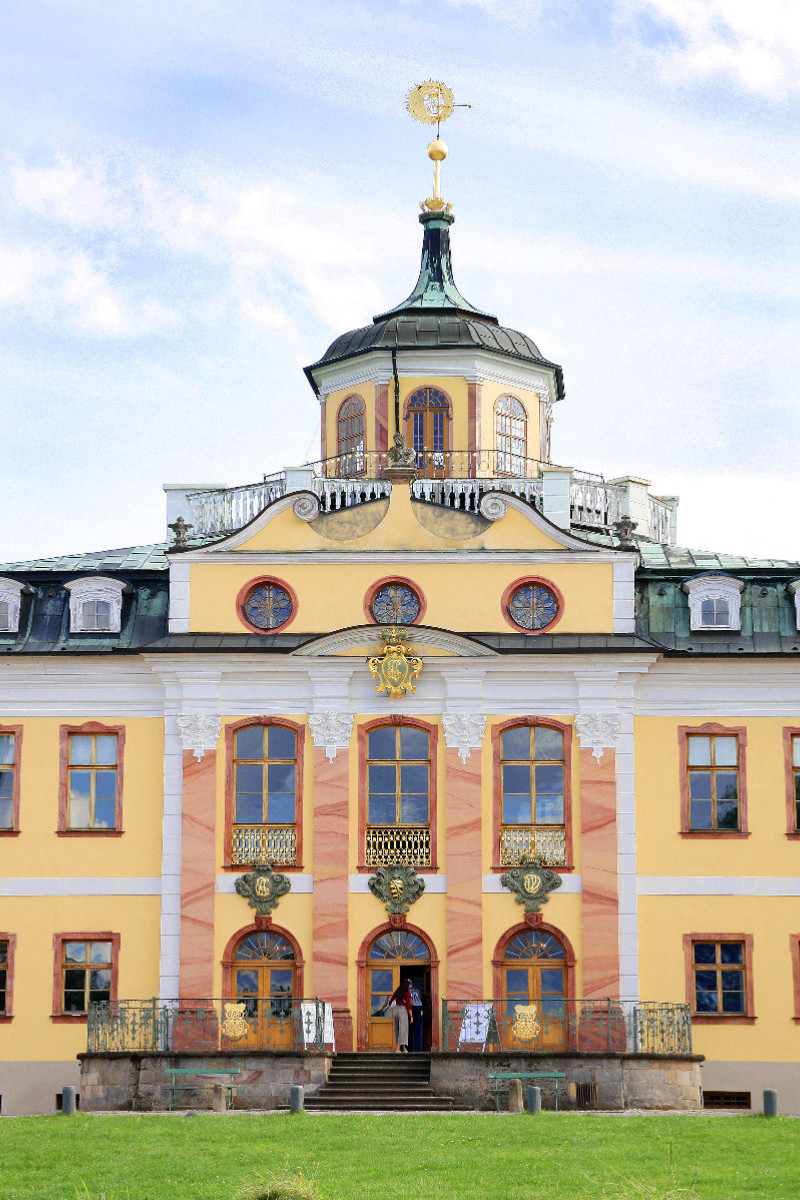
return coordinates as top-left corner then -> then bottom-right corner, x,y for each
366,930 -> 429,1050
501,929 -> 567,1050
230,931 -> 296,1050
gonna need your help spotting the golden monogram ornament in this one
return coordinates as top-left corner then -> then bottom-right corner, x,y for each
511,1004 -> 540,1043
368,627 -> 423,698
406,80 -> 455,125
221,1002 -> 249,1040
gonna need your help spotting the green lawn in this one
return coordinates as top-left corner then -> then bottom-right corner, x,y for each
0,1112 -> 797,1200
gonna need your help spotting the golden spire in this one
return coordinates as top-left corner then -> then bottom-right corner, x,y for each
406,80 -> 471,214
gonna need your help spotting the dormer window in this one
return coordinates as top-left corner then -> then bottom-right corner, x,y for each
789,581 -> 800,631
65,577 -> 126,634
682,575 -> 744,632
0,578 -> 26,633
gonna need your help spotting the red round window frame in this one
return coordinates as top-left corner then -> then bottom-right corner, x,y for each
501,575 -> 564,634
363,576 -> 427,626
236,575 -> 298,634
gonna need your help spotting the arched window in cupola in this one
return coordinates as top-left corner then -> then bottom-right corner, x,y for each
405,387 -> 450,478
495,396 -> 527,477
337,395 -> 366,474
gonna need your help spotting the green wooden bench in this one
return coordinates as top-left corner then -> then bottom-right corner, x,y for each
487,1070 -> 565,1112
165,1067 -> 240,1111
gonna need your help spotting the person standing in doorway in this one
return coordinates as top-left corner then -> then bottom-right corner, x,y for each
389,978 -> 413,1052
408,979 -> 424,1051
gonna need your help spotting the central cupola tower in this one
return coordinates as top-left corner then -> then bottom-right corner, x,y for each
304,81 -> 564,481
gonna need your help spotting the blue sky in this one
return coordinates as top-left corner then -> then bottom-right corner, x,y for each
2,0 -> 798,561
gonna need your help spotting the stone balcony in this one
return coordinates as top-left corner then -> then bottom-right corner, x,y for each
165,451 -> 677,546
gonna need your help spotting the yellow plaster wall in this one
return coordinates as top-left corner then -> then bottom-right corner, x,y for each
638,895 -> 800,1063
634,716 -> 798,876
213,893 -> 314,996
1,717 -> 163,877
0,897 -> 160,1061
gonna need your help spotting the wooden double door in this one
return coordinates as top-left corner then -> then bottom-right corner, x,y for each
366,930 -> 431,1050
231,931 -> 296,1050
501,930 -> 567,1050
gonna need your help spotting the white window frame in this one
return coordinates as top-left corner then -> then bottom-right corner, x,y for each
789,580 -> 800,631
65,576 -> 127,633
682,574 -> 745,632
0,577 -> 27,633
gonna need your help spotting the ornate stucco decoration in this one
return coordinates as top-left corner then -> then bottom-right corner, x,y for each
176,713 -> 222,761
368,864 -> 426,915
682,574 -> 745,632
168,516 -> 193,547
575,712 -> 621,762
789,580 -> 800,631
500,857 -> 562,914
235,861 -> 291,916
478,493 -> 508,522
0,576 -> 28,633
293,494 -> 321,522
442,712 -> 487,763
221,1002 -> 250,1040
64,576 -> 127,633
308,712 -> 354,761
368,627 -> 423,698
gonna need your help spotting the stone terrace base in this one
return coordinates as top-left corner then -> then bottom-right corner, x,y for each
80,1050 -> 702,1112
430,1052 -> 704,1111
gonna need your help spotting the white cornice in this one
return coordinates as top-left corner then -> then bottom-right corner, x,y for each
310,349 -> 560,400
293,625 -> 498,658
174,549 -> 633,566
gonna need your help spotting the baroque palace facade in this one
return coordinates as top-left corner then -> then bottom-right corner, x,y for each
2,201 -> 800,1116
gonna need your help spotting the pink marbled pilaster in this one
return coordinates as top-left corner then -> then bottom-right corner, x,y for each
579,747 -> 620,999
312,747 -> 353,1049
179,750 -> 217,999
445,747 -> 484,999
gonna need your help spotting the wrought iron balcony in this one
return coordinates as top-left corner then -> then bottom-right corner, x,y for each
365,825 -> 432,868
441,999 -> 693,1055
499,826 -> 567,867
231,824 -> 297,867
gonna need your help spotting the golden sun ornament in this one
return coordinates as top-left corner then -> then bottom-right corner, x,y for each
406,80 -> 455,125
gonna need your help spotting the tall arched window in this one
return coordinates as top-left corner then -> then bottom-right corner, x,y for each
230,723 -> 298,866
337,395 -> 366,474
229,930 -> 297,1050
365,723 -> 431,868
501,929 -> 567,1050
495,395 -> 527,476
405,388 -> 450,477
494,720 -> 570,869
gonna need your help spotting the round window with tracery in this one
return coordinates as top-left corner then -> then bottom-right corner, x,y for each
506,582 -> 559,632
242,581 -> 294,630
369,581 -> 422,625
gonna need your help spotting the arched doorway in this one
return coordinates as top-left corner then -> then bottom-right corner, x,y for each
498,927 -> 570,1050
362,928 -> 433,1051
227,928 -> 297,1049
405,387 -> 450,477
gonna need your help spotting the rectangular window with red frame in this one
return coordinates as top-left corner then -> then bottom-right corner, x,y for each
67,732 -> 118,830
692,940 -> 746,1015
686,733 -> 740,830
792,735 -> 800,832
56,937 -> 117,1016
0,728 -> 21,832
0,937 -> 12,1017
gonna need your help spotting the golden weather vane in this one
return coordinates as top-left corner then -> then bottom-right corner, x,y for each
406,80 -> 471,213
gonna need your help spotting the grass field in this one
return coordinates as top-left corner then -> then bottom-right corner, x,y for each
0,1112 -> 797,1200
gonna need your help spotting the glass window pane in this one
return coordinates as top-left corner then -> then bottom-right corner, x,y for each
716,801 -> 739,829
715,771 -> 738,800
0,942 -> 7,964
534,728 -> 563,760
69,797 -> 91,828
694,987 -> 718,1013
713,737 -> 737,766
503,764 -> 530,795
688,771 -> 711,799
370,969 -> 394,991
539,968 -> 564,993
268,763 -> 295,794
270,969 -> 293,994
0,770 -> 13,799
94,771 -> 117,801
236,726 -> 264,760
0,734 -> 14,765
368,795 -> 395,824
70,736 -> 93,766
502,727 -> 531,759
94,798 -> 116,829
502,794 -> 531,825
368,727 -> 396,760
64,990 -> 86,1013
400,764 -> 428,794
693,943 -> 716,964
0,798 -> 11,828
95,600 -> 113,629
534,764 -> 563,794
64,968 -> 87,990
794,737 -> 800,768
504,968 -> 529,995
268,726 -> 296,760
266,794 -> 295,824
69,769 -> 92,799
369,764 -> 396,794
721,990 -> 744,1013
236,763 -> 263,795
400,794 -> 428,824
89,942 -> 111,964
235,793 -> 263,824
720,943 -> 743,964
94,735 -> 117,765
721,971 -> 743,991
400,727 -> 428,760
690,800 -> 713,829
687,737 -> 711,766
235,969 -> 259,995
534,795 -> 564,824
89,969 -> 111,992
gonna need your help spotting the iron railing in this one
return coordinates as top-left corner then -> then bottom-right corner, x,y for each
365,825 -> 432,867
499,827 -> 567,867
307,449 -> 547,480
87,998 -> 330,1053
441,999 -> 692,1055
187,474 -> 286,536
231,824 -> 297,866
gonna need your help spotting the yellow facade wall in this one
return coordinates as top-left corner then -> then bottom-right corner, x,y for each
478,381 -> 545,464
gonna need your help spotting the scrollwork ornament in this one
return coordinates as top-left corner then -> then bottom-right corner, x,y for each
441,712 -> 487,763
478,493 -> 508,522
500,856 -> 562,914
235,861 -> 291,916
293,494 -> 321,522
368,864 -> 426,915
176,713 -> 222,761
574,712 -> 620,762
308,712 -> 354,761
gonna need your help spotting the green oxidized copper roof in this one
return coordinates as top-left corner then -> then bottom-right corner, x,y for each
374,211 -> 495,320
0,543 -> 171,573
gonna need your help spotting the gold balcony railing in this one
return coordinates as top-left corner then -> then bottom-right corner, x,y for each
365,825 -> 431,868
231,824 -> 297,866
499,826 -> 567,867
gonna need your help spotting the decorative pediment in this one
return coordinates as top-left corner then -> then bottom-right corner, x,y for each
293,625 -> 497,658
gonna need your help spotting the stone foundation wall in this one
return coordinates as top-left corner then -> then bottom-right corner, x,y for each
429,1052 -> 703,1111
79,1052 -> 333,1111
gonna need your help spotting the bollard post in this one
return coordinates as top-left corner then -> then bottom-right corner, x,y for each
526,1085 -> 542,1114
763,1089 -> 779,1117
212,1083 -> 227,1113
61,1086 -> 77,1115
290,1084 -> 304,1114
508,1079 -> 523,1114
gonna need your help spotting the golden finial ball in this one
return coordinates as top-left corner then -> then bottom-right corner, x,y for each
427,139 -> 448,162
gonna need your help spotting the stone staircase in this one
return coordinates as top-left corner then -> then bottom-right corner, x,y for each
302,1053 -> 466,1112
